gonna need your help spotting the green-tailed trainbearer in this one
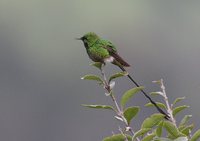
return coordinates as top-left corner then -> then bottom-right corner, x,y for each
77,32 -> 169,119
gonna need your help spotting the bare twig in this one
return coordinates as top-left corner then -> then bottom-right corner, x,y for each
154,79 -> 176,125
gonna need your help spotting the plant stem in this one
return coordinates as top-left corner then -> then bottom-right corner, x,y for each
110,94 -> 122,115
160,79 -> 176,125
100,68 -> 140,141
119,126 -> 129,141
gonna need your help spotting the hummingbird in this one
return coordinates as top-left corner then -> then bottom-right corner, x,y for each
77,32 -> 169,119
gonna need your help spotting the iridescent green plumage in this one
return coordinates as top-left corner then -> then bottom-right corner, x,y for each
78,32 -> 130,67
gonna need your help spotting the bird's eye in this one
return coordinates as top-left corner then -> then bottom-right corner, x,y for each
83,39 -> 87,43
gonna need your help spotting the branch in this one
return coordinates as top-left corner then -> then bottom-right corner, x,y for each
153,79 -> 176,125
100,67 -> 140,141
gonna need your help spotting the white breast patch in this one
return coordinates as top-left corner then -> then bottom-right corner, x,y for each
104,56 -> 114,63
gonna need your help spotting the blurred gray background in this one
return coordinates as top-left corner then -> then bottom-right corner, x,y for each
0,0 -> 200,140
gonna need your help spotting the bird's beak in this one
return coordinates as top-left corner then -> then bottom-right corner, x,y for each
75,37 -> 82,40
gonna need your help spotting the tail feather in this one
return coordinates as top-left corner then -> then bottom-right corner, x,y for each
111,53 -> 130,67
118,65 -> 170,120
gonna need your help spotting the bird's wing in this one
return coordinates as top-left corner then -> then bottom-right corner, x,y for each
101,40 -> 130,67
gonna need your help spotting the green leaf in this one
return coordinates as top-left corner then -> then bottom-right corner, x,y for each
173,97 -> 186,105
156,121 -> 164,137
108,72 -> 128,83
90,62 -> 102,70
120,86 -> 144,108
153,137 -> 172,141
123,106 -> 140,125
132,128 -> 151,140
103,134 -> 132,141
180,124 -> 194,136
163,121 -> 182,138
141,133 -> 156,141
82,104 -> 114,111
173,105 -> 189,117
179,115 -> 192,127
150,91 -> 163,96
152,80 -> 162,85
81,74 -> 103,84
145,102 -> 167,109
141,113 -> 165,129
191,129 -> 200,141
174,137 -> 188,141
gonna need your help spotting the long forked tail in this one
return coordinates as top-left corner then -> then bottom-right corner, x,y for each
118,66 -> 170,120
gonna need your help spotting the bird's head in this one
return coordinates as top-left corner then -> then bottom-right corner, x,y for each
76,32 -> 99,47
